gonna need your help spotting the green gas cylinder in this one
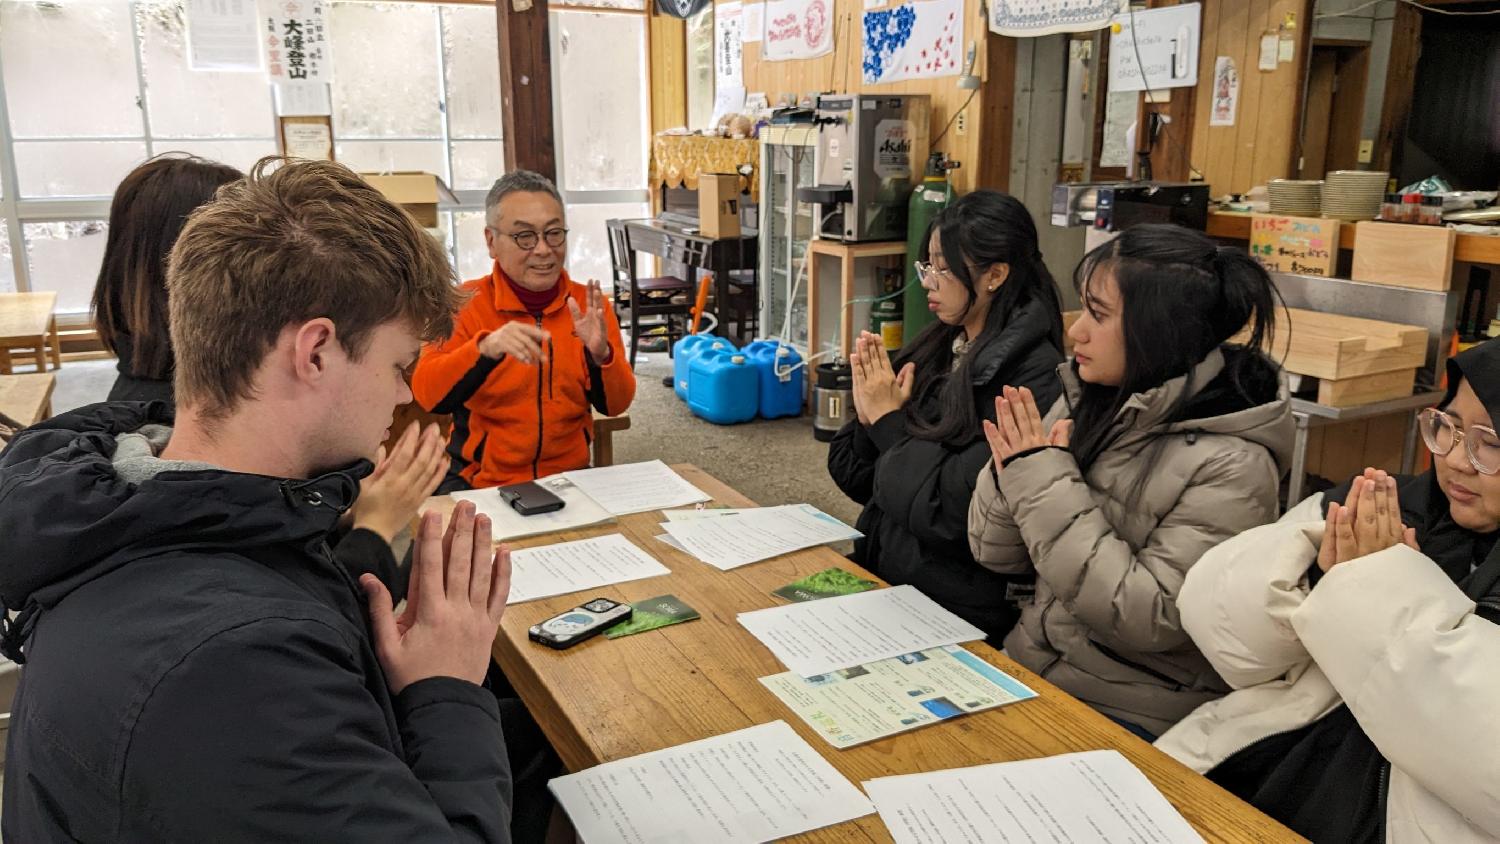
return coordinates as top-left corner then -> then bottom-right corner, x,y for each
903,153 -> 958,340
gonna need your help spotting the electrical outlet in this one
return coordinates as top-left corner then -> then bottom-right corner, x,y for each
1358,139 -> 1374,164
955,111 -> 967,136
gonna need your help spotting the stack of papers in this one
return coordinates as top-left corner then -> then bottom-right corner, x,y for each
739,585 -> 985,677
549,720 -> 874,843
761,644 -> 1038,748
507,534 -> 670,604
562,460 -> 711,515
663,504 -> 862,570
450,476 -> 613,541
863,750 -> 1203,844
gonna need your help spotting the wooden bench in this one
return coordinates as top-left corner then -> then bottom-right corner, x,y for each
0,373 -> 57,452
0,292 -> 62,374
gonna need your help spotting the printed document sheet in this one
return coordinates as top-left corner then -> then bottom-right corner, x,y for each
562,460 -> 711,515
507,534 -> 670,604
663,504 -> 862,570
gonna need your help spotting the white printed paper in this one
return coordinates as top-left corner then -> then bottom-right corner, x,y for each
661,507 -> 754,521
274,81 -> 332,116
260,0 -> 331,84
506,534 -> 669,604
549,721 -> 874,843
1210,56 -> 1238,127
717,2 -> 745,90
862,0 -> 964,85
864,750 -> 1203,844
561,460 -> 710,515
763,0 -> 834,61
1108,3 -> 1201,93
282,122 -> 333,161
1258,33 -> 1278,71
450,476 -> 614,542
761,645 -> 1037,748
663,504 -> 860,570
742,1 -> 764,42
738,584 -> 985,678
186,0 -> 262,72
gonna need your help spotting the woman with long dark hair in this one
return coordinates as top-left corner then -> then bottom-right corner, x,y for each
828,190 -> 1065,640
967,223 -> 1294,740
91,154 -> 242,404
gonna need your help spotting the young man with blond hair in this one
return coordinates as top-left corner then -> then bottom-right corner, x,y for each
0,159 -> 516,841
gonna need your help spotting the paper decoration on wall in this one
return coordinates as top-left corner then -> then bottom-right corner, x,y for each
1250,214 -> 1340,277
1209,56 -> 1238,127
988,0 -> 1116,38
717,2 -> 745,89
764,0 -> 835,61
1108,2 -> 1201,93
656,0 -> 713,19
862,0 -> 963,85
742,2 -> 764,42
261,0 -> 330,84
187,0 -> 262,72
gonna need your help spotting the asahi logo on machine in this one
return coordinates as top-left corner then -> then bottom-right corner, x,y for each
873,119 -> 914,179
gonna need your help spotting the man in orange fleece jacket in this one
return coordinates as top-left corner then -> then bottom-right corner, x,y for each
412,171 -> 636,490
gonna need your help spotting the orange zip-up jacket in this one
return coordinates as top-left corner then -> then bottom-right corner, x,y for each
411,264 -> 636,489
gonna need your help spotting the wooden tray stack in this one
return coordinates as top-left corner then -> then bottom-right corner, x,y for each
1256,308 -> 1427,407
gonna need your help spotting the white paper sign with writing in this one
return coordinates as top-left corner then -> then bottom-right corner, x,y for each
261,0 -> 330,84
764,0 -> 835,61
1108,2 -> 1200,93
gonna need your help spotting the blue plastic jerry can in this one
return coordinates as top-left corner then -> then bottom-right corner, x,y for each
673,335 -> 734,402
687,348 -> 759,424
743,341 -> 805,419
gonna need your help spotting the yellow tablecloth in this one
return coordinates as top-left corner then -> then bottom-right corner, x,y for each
650,135 -> 760,201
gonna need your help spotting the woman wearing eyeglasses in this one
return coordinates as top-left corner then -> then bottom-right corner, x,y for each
413,170 -> 634,491
1158,340 -> 1500,841
826,190 -> 1065,641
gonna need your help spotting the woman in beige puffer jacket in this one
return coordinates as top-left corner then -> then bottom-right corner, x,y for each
967,224 -> 1295,739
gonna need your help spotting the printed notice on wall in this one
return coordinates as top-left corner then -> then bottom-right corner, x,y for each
261,0 -> 330,84
1249,214 -> 1340,277
716,2 -> 745,90
186,0 -> 262,72
742,1 -> 764,42
764,0 -> 834,61
1108,2 -> 1201,93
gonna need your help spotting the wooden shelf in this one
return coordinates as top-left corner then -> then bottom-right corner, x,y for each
1208,210 -> 1500,265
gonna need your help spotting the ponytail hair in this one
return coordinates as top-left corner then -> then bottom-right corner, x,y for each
899,190 -> 1065,446
1067,223 -> 1282,474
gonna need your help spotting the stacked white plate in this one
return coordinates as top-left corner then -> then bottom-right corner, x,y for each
1321,170 -> 1389,221
1267,179 -> 1323,216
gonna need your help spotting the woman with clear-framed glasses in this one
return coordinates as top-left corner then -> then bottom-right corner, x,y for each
1162,340 -> 1500,841
826,190 -> 1065,642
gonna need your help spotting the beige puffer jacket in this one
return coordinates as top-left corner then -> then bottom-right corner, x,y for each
967,347 -> 1294,736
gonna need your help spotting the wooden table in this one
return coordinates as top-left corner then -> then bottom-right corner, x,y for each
0,292 -> 61,374
624,219 -> 759,346
0,373 -> 55,426
424,466 -> 1300,842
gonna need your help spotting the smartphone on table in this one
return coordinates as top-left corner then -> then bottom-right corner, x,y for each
528,598 -> 633,649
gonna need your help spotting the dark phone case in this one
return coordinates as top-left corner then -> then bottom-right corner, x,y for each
498,481 -> 566,516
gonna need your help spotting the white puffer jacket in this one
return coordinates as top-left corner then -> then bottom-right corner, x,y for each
1157,494 -> 1500,842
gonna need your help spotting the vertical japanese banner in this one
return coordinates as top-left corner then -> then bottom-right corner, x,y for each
261,0 -> 331,84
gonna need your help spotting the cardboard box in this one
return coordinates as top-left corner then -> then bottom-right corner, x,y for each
698,173 -> 741,239
359,171 -> 459,228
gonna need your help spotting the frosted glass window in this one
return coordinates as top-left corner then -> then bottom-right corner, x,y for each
137,0 -> 276,138
686,7 -> 715,131
451,141 -> 505,191
14,141 -> 149,198
451,211 -> 493,281
564,202 -> 648,287
330,2 -> 442,139
23,222 -> 109,314
555,0 -> 646,10
0,222 -> 15,295
335,140 -> 447,177
150,140 -> 277,174
552,12 -> 648,191
1,0 -> 142,139
442,6 -> 503,140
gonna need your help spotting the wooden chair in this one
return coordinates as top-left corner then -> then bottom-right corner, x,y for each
607,219 -> 695,367
383,400 -> 629,472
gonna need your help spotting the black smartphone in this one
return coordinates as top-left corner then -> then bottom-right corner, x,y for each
497,480 -> 565,516
528,598 -> 633,649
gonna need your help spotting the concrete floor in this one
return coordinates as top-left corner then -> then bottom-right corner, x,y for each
50,355 -> 864,526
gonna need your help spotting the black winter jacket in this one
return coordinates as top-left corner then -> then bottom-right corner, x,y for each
827,298 -> 1063,640
0,402 -> 512,842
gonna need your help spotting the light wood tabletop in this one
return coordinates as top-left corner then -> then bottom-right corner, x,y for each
0,372 -> 56,427
0,292 -> 62,374
423,465 -> 1302,842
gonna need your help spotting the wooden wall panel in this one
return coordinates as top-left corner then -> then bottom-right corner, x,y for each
728,0 -> 991,193
651,14 -> 688,134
